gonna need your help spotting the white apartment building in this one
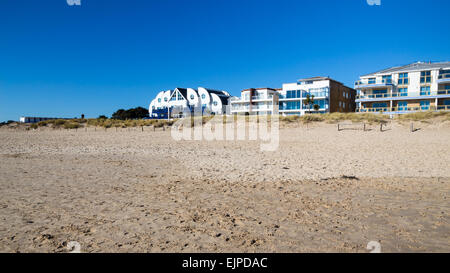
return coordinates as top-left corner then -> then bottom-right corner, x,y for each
149,87 -> 231,119
230,77 -> 356,116
355,61 -> 450,114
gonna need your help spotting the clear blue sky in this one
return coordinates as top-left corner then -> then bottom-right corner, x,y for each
1,0 -> 449,121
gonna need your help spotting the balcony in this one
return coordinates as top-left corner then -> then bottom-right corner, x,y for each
355,79 -> 393,89
438,72 -> 450,84
356,105 -> 450,113
357,90 -> 450,100
251,95 -> 274,101
437,89 -> 450,95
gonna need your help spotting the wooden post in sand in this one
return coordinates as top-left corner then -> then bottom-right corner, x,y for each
153,126 -> 155,132
141,126 -> 144,132
410,122 -> 414,132
337,124 -> 340,131
363,123 -> 366,132
163,126 -> 165,131
380,123 -> 383,132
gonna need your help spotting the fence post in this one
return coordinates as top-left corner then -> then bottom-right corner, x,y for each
141,126 -> 144,132
410,122 -> 413,132
337,124 -> 340,131
380,123 -> 383,132
363,123 -> 366,132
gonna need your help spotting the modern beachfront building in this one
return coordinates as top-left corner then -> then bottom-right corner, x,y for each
230,77 -> 356,116
355,61 -> 450,114
149,87 -> 231,118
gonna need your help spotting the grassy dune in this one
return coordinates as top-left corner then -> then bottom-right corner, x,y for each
6,111 -> 450,130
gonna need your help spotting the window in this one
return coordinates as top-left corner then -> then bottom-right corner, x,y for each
373,102 -> 388,108
201,94 -> 206,99
398,88 -> 408,96
398,101 -> 408,111
398,73 -> 409,85
373,89 -> 387,98
164,97 -> 168,102
158,98 -> 161,103
368,78 -> 376,84
420,71 -> 431,84
420,86 -> 430,96
420,101 -> 430,110
382,75 -> 392,84
343,102 -> 346,108
440,85 -> 450,95
213,101 -> 218,106
286,90 -> 301,99
190,94 -> 195,100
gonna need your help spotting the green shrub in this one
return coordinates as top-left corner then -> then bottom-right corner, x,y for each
300,114 -> 324,123
63,122 -> 80,129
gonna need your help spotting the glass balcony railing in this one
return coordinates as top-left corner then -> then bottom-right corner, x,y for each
356,105 -> 450,113
357,90 -> 450,99
437,89 -> 450,95
438,73 -> 450,80
355,79 -> 393,87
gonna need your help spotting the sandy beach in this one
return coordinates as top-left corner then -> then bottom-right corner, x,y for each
0,121 -> 449,253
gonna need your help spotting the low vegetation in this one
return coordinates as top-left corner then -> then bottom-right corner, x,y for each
7,111 -> 450,131
395,111 -> 450,122
279,113 -> 389,124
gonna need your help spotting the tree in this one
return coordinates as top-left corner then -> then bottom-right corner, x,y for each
304,94 -> 315,113
111,107 -> 149,120
313,104 -> 320,112
98,115 -> 108,119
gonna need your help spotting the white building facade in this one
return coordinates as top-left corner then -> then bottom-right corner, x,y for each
355,61 -> 450,114
149,87 -> 231,118
230,77 -> 355,116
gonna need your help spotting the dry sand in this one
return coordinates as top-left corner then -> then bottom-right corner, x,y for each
0,122 -> 449,252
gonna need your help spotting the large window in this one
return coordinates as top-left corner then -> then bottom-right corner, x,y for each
373,102 -> 388,108
373,89 -> 387,98
420,101 -> 430,110
420,71 -> 432,84
368,78 -> 376,84
382,75 -> 392,84
398,88 -> 408,96
439,85 -> 450,95
286,90 -> 301,99
398,73 -> 409,85
420,86 -> 430,96
308,87 -> 329,98
398,101 -> 408,111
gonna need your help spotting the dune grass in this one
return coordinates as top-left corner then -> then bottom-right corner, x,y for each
19,111 -> 450,131
395,111 -> 450,121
